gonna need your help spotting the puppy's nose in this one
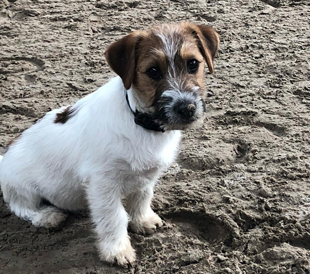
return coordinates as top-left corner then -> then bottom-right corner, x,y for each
175,103 -> 196,119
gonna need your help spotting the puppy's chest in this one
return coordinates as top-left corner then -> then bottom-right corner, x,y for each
127,132 -> 181,172
118,143 -> 177,192
129,150 -> 173,173
121,156 -> 166,193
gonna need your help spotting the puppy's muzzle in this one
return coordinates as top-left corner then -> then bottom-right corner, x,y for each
154,89 -> 206,129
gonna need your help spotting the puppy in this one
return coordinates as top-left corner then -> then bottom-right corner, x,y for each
0,22 -> 219,265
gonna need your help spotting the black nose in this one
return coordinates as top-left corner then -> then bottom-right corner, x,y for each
174,102 -> 196,119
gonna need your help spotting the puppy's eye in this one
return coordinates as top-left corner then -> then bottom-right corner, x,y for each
187,59 -> 199,74
146,67 -> 162,80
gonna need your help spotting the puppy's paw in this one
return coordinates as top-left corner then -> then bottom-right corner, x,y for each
99,236 -> 136,266
130,212 -> 163,235
32,206 -> 67,228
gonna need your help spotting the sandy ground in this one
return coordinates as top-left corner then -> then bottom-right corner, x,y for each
0,0 -> 310,273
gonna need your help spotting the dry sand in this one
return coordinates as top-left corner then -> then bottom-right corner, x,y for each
0,0 -> 310,273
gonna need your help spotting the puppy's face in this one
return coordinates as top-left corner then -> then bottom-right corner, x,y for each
105,22 -> 219,130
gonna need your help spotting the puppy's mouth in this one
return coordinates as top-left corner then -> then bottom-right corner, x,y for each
152,90 -> 206,131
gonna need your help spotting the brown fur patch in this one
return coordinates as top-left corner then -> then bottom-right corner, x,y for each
185,23 -> 219,74
54,106 -> 76,124
104,30 -> 148,90
179,43 -> 205,89
133,32 -> 167,107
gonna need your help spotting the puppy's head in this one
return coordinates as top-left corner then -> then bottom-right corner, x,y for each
105,22 -> 219,130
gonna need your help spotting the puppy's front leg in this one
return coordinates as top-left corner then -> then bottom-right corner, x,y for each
87,180 -> 135,266
126,185 -> 163,235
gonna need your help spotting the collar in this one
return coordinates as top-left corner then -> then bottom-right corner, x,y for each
125,91 -> 165,133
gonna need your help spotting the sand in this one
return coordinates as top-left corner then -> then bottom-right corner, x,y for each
0,0 -> 310,273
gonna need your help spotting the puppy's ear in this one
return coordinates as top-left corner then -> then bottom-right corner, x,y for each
105,32 -> 142,90
189,24 -> 219,74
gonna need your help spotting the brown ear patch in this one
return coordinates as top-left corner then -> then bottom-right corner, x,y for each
105,31 -> 146,90
187,24 -> 219,74
196,24 -> 219,60
54,106 -> 76,124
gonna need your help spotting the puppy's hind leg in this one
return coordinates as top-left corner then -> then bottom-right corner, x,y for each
2,184 -> 67,228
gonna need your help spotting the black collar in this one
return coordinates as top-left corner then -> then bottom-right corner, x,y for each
125,92 -> 165,133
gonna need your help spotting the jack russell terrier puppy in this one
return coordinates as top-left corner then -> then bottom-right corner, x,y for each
0,22 -> 219,266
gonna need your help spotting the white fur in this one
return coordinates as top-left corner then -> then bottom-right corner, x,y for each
157,31 -> 180,90
0,76 -> 181,265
